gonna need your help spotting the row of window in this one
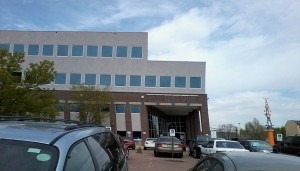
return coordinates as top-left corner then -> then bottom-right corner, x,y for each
54,73 -> 202,88
0,43 -> 143,58
57,103 -> 140,113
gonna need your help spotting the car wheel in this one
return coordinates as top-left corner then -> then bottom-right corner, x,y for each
144,147 -> 147,150
179,153 -> 183,158
133,147 -> 135,150
154,150 -> 159,157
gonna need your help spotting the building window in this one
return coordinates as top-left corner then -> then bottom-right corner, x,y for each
70,103 -> 79,112
0,44 -> 10,51
70,73 -> 81,85
116,46 -> 127,58
116,104 -> 125,113
115,74 -> 126,87
131,47 -> 142,58
175,76 -> 186,88
13,44 -> 24,54
87,45 -> 98,57
43,45 -> 54,56
57,45 -> 68,56
190,77 -> 201,88
55,73 -> 66,84
72,45 -> 83,57
102,46 -> 113,57
117,131 -> 126,137
160,76 -> 171,88
131,105 -> 140,113
132,131 -> 141,139
130,75 -> 141,87
145,75 -> 156,87
100,74 -> 111,86
85,74 -> 96,85
28,44 -> 39,56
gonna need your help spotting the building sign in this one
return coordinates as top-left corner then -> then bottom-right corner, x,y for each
277,134 -> 283,141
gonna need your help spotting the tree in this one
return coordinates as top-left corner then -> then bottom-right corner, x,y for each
217,123 -> 237,139
0,49 -> 58,117
243,118 -> 266,140
70,84 -> 113,124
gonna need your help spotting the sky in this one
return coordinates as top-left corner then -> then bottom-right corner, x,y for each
1,0 -> 299,128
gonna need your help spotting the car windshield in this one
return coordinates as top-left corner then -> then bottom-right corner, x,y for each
216,141 -> 244,149
0,139 -> 58,171
146,138 -> 157,141
250,141 -> 271,148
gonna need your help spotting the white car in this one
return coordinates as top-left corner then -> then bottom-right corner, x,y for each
144,138 -> 157,150
201,140 -> 249,158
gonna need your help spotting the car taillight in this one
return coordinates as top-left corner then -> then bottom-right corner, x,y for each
178,144 -> 183,148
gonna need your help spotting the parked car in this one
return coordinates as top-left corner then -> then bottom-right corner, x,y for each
273,134 -> 300,156
154,136 -> 183,158
239,140 -> 272,153
180,139 -> 187,151
189,151 -> 300,171
201,140 -> 249,158
144,138 -> 157,150
0,116 -> 128,171
189,135 -> 212,158
123,137 -> 136,150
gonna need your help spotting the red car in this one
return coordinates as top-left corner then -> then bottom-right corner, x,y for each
123,138 -> 136,150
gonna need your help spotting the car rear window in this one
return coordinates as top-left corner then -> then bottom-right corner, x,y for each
0,139 -> 58,171
216,141 -> 244,149
159,137 -> 180,143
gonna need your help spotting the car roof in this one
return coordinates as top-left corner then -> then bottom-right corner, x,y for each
215,152 -> 300,170
0,119 -> 107,145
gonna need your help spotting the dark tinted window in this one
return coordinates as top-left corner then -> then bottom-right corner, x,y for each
159,137 -> 181,143
87,136 -> 113,171
64,141 -> 95,171
0,139 -> 58,171
194,158 -> 223,171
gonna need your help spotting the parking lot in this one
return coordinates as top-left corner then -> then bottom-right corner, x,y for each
127,148 -> 199,171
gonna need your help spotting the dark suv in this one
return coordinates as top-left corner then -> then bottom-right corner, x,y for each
273,134 -> 300,156
0,116 -> 128,171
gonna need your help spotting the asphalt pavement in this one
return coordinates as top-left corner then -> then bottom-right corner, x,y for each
127,148 -> 199,171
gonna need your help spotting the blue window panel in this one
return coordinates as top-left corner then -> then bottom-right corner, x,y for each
131,47 -> 142,58
0,44 -> 10,51
190,77 -> 201,88
28,44 -> 39,56
116,104 -> 125,113
57,45 -> 68,56
70,73 -> 81,85
87,45 -> 98,57
13,44 -> 24,54
70,104 -> 79,112
115,75 -> 126,86
102,46 -> 113,57
160,76 -> 171,87
43,45 -> 54,56
131,105 -> 140,113
85,74 -> 96,85
72,45 -> 83,56
116,46 -> 127,57
175,76 -> 186,88
145,75 -> 156,87
55,73 -> 66,84
100,74 -> 111,86
130,75 -> 141,86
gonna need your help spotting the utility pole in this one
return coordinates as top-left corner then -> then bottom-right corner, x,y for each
264,98 -> 275,146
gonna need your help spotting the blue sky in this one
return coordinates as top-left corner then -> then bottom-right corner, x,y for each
1,0 -> 299,128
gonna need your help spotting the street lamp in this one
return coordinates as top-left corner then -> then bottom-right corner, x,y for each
238,123 -> 241,137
